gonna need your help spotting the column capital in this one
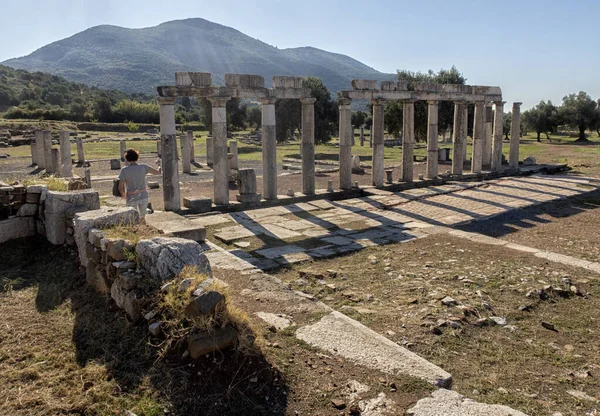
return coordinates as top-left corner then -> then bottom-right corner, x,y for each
493,100 -> 506,106
484,101 -> 493,108
453,100 -> 467,105
208,96 -> 230,107
259,97 -> 278,105
402,98 -> 418,104
338,97 -> 352,107
513,102 -> 523,107
371,98 -> 385,106
427,100 -> 439,105
300,97 -> 316,105
158,97 -> 176,105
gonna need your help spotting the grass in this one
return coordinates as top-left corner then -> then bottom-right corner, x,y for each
20,175 -> 69,191
101,223 -> 163,245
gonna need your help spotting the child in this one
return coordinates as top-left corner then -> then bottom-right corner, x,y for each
118,148 -> 161,224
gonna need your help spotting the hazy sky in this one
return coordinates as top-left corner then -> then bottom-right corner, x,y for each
1,0 -> 598,108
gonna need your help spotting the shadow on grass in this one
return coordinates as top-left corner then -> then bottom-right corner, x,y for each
0,237 -> 288,416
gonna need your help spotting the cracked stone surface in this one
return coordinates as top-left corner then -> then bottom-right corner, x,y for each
407,389 -> 529,416
136,237 -> 211,281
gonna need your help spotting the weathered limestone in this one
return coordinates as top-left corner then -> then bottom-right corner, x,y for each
43,130 -> 53,174
338,98 -> 353,190
301,97 -> 316,195
34,130 -> 44,168
110,159 -> 121,170
187,130 -> 195,162
30,141 -> 37,166
120,140 -> 126,162
261,98 -> 278,200
407,389 -> 528,416
59,131 -> 72,178
206,136 -> 213,166
0,217 -> 36,244
183,196 -> 212,212
50,149 -> 60,176
145,211 -> 206,242
210,97 -> 230,205
159,97 -> 181,211
157,140 -> 162,158
225,73 -> 264,88
483,102 -> 493,166
510,102 -> 522,168
273,76 -> 303,89
45,189 -> 100,245
176,72 -> 211,87
426,100 -> 439,179
181,133 -> 192,174
463,105 -> 469,161
371,99 -> 385,187
229,140 -> 238,170
360,126 -> 365,146
237,168 -> 262,205
471,101 -> 485,174
401,100 -> 416,182
491,101 -> 505,171
76,137 -> 85,164
84,168 -> 91,188
451,101 -> 467,175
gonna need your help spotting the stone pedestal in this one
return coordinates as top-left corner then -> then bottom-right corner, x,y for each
510,102 -> 522,168
30,142 -> 38,166
426,100 -> 439,179
181,133 -> 192,174
385,170 -> 393,184
187,130 -> 195,162
229,140 -> 238,170
483,102 -> 493,166
59,131 -> 72,178
338,98 -> 353,190
120,140 -> 126,162
236,168 -> 261,205
209,97 -> 229,205
401,100 -> 416,182
35,130 -> 45,169
76,137 -> 85,164
452,101 -> 467,175
50,148 -> 60,176
261,98 -> 278,200
159,97 -> 181,211
183,197 -> 212,213
371,99 -> 385,187
301,98 -> 316,195
491,101 -> 505,171
471,101 -> 484,174
360,126 -> 365,146
43,130 -> 53,174
206,136 -> 214,167
110,159 -> 121,170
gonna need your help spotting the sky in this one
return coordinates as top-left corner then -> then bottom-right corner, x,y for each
0,0 -> 599,108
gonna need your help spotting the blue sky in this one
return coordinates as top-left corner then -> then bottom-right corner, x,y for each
1,0 -> 598,108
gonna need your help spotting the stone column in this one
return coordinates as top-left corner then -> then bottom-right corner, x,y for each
159,97 -> 181,211
181,133 -> 192,174
260,98 -> 278,200
30,141 -> 37,166
50,148 -> 60,176
452,101 -> 467,175
187,130 -> 195,162
482,102 -> 493,166
301,98 -> 316,195
491,101 -> 505,171
426,100 -> 439,179
401,99 -> 416,182
43,130 -> 53,174
463,105 -> 469,161
84,168 -> 91,188
120,140 -> 126,162
371,99 -> 385,187
34,130 -> 44,168
206,137 -> 214,167
510,102 -> 522,169
229,140 -> 239,170
76,137 -> 85,164
360,126 -> 365,146
471,101 -> 485,174
209,97 -> 230,205
338,98 -> 353,190
59,130 -> 72,178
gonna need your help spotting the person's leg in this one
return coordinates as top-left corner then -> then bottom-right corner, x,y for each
137,199 -> 148,225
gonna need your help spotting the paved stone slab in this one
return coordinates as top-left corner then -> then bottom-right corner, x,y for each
146,211 -> 206,242
204,251 -> 256,271
277,251 -> 313,265
256,245 -> 305,259
296,311 -> 452,388
189,215 -> 232,227
321,235 -> 355,246
262,223 -> 302,239
407,389 -> 528,416
214,225 -> 259,243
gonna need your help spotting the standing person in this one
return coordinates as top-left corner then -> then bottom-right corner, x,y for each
118,148 -> 161,224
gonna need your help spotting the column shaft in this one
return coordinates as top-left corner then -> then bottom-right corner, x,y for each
301,98 -> 316,195
426,101 -> 439,179
371,100 -> 385,187
482,102 -> 493,166
261,99 -> 277,200
491,101 -> 505,171
338,98 -> 353,190
510,102 -> 522,168
35,130 -> 45,169
229,140 -> 239,170
50,148 -> 60,176
159,98 -> 181,211
452,102 -> 466,175
181,134 -> 192,174
120,140 -> 126,162
187,130 -> 195,162
43,130 -> 52,174
401,100 -> 415,182
76,137 -> 85,164
210,97 -> 230,204
471,102 -> 485,173
59,131 -> 72,177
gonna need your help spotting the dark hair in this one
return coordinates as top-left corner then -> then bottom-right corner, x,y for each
125,148 -> 139,162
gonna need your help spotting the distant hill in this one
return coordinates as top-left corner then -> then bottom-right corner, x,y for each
2,18 -> 394,94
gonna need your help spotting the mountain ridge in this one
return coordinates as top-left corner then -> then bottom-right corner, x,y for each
3,18 -> 394,94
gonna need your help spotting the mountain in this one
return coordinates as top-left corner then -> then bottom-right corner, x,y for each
3,18 -> 394,94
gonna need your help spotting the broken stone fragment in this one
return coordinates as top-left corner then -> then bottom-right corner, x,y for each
148,321 -> 162,337
187,326 -> 238,359
441,296 -> 458,306
184,291 -> 225,319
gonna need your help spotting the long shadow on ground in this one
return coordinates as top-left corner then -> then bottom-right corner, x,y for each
0,237 -> 287,416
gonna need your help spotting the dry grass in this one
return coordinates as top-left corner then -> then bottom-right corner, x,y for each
101,223 -> 163,245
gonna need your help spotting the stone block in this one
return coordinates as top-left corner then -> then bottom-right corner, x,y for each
237,168 -> 258,195
176,72 -> 211,87
16,203 -> 37,217
26,185 -> 47,194
224,73 -> 265,88
86,242 -> 102,264
45,190 -> 100,246
0,217 -> 36,244
88,264 -> 110,294
273,76 -> 303,89
136,237 -> 211,281
148,181 -> 160,189
381,81 -> 408,91
187,326 -> 239,359
351,79 -> 378,90
236,194 -> 262,204
184,291 -> 225,318
111,280 -> 143,322
110,159 -> 121,170
146,211 -> 207,242
183,196 -> 212,212
106,239 -> 127,261
73,207 -> 139,266
25,193 -> 41,204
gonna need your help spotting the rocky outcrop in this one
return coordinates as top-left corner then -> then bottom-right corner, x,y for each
136,237 -> 211,281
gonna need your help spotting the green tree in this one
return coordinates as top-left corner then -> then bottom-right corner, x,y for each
94,97 -> 113,122
246,105 -> 262,129
559,91 -> 599,142
522,100 -> 560,141
351,110 -> 367,127
226,98 -> 247,131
